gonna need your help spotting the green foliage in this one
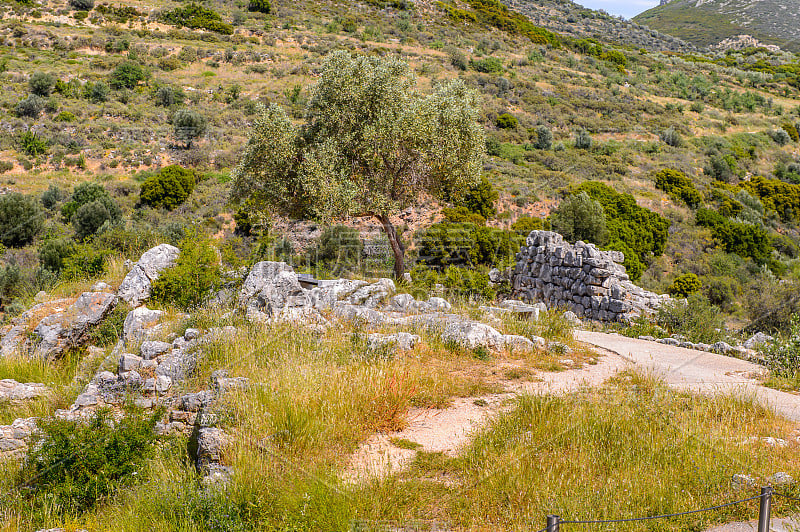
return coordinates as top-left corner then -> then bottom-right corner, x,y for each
463,177 -> 498,219
574,182 -> 671,281
109,61 -> 147,90
233,208 -> 254,236
41,184 -> 64,209
415,222 -> 522,268
73,200 -> 115,240
38,238 -> 75,273
160,3 -> 234,35
88,302 -> 131,347
462,0 -> 561,46
781,122 -> 799,142
154,86 -> 183,107
54,110 -> 77,122
247,0 -> 271,13
442,206 -> 486,225
151,234 -> 221,309
660,126 -> 683,147
769,128 -> 791,146
495,113 -> 517,129
172,108 -> 207,148
60,243 -> 110,281
15,94 -> 44,118
61,183 -> 121,240
656,293 -> 724,344
469,56 -> 503,73
446,46 -> 468,71
574,129 -> 592,149
19,130 -> 47,157
550,191 -> 608,245
17,409 -> 160,515
86,81 -> 110,103
139,165 -> 196,210
742,175 -> 800,223
0,193 -> 43,247
68,0 -> 94,10
511,215 -> 546,235
410,263 -> 496,300
28,71 -> 55,97
695,208 -> 771,263
532,125 -> 552,150
308,225 -> 363,274
668,272 -> 702,297
762,315 -> 800,377
654,168 -> 702,208
704,276 -> 739,311
704,152 -> 739,183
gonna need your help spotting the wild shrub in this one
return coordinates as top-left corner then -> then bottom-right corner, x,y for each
656,293 -> 724,343
308,225 -> 363,274
470,56 -> 503,73
28,71 -> 55,96
695,208 -> 771,264
463,177 -> 498,219
54,110 -> 77,122
532,125 -> 552,149
60,243 -> 110,281
160,3 -> 234,35
703,276 -> 739,311
62,182 -> 118,221
19,130 -> 47,157
741,175 -> 800,223
0,193 -> 44,247
781,122 -> 799,142
139,165 -> 196,210
68,0 -> 94,10
442,206 -> 485,225
109,61 -> 147,89
154,86 -> 184,107
410,264 -> 495,300
172,108 -> 207,148
248,0 -> 271,13
415,223 -> 522,268
151,234 -> 221,309
660,126 -> 683,147
704,152 -> 739,183
17,409 -> 160,515
653,169 -> 702,208
550,191 -> 608,246
510,215 -> 546,235
574,182 -> 670,279
769,128 -> 791,146
495,113 -> 517,129
574,129 -> 592,149
668,273 -> 701,297
762,315 -> 800,376
38,238 -> 75,273
446,46 -> 468,71
15,94 -> 44,118
86,81 -> 110,103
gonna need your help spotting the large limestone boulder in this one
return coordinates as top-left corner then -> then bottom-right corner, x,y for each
123,306 -> 165,345
32,292 -> 117,359
441,320 -> 504,350
0,379 -> 48,401
238,261 -> 312,321
117,244 -> 180,307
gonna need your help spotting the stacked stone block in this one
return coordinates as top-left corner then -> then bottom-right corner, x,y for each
512,231 -> 668,322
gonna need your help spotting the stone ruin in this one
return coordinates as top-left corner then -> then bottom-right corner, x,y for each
512,231 -> 669,322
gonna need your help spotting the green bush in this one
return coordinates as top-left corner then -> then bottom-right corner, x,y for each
15,94 -> 44,118
154,86 -> 183,107
532,125 -> 552,150
574,182 -> 670,280
60,243 -> 110,281
695,208 -> 771,263
0,193 -> 44,247
415,222 -> 522,269
139,165 -> 196,210
463,177 -> 498,219
151,234 -> 221,309
660,126 -> 683,147
61,182 -> 121,223
574,129 -> 592,149
495,113 -> 518,129
54,110 -> 77,122
308,225 -> 363,274
442,206 -> 486,225
470,57 -> 503,73
655,293 -> 724,344
19,130 -> 47,157
742,175 -> 800,223
550,191 -> 607,245
38,238 -> 75,273
173,108 -> 207,148
781,122 -> 799,142
703,276 -> 739,311
28,71 -> 55,96
41,184 -> 64,209
770,128 -> 791,146
68,0 -> 94,10
110,61 -> 147,89
703,152 -> 739,183
511,215 -> 546,235
248,0 -> 271,13
73,200 -> 116,240
653,168 -> 702,208
17,409 -> 160,515
668,273 -> 701,297
160,3 -> 234,35
410,264 -> 495,300
762,314 -> 800,376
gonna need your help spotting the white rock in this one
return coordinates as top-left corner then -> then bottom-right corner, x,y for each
117,244 -> 180,307
441,321 -> 504,350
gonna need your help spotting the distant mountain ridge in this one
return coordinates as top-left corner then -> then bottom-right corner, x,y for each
503,0 -> 696,51
633,0 -> 800,51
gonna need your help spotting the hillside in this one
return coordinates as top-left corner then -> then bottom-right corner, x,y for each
633,0 -> 800,51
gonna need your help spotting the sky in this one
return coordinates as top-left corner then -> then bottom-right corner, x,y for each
575,0 -> 662,19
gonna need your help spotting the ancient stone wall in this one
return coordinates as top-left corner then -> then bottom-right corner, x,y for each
511,231 -> 669,322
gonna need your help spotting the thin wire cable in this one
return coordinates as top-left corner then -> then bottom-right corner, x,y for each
558,494 -> 763,525
774,491 -> 800,503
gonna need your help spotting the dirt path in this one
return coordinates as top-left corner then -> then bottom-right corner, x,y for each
576,331 -> 800,422
345,330 -> 800,481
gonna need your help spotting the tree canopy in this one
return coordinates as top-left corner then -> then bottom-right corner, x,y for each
231,50 -> 486,276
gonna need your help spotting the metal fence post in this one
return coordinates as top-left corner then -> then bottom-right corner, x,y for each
758,486 -> 772,532
546,515 -> 560,532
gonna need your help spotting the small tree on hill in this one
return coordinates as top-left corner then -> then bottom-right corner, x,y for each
231,51 -> 485,278
29,72 -> 56,97
172,109 -> 207,148
550,191 -> 608,245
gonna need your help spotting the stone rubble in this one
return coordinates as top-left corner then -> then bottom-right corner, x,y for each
0,379 -> 48,402
512,231 -> 669,322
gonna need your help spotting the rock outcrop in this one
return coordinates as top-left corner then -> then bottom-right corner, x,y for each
0,379 -> 48,402
512,231 -> 668,322
117,244 -> 180,307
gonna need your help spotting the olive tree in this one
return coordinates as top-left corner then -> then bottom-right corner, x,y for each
231,51 -> 485,277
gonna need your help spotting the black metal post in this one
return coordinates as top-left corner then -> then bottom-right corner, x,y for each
546,515 -> 560,532
758,486 -> 772,532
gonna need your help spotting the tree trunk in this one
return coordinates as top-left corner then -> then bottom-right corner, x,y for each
377,214 -> 405,279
